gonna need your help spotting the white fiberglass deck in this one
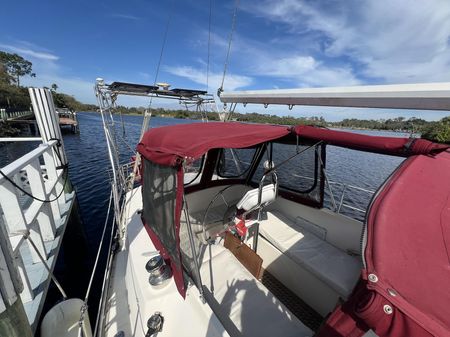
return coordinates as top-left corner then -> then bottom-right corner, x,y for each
104,187 -> 314,337
104,187 -> 229,337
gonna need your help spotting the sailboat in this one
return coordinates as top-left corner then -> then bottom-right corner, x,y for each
91,80 -> 450,337
89,2 -> 450,335
1,1 -> 448,336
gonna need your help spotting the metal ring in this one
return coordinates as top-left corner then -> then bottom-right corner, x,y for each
383,304 -> 393,315
368,273 -> 378,283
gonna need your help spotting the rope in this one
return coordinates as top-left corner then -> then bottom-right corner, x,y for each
219,0 -> 240,95
206,0 -> 213,92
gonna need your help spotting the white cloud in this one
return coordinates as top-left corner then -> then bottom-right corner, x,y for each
194,29 -> 361,88
245,0 -> 450,83
164,65 -> 253,91
109,14 -> 141,21
1,40 -> 95,103
23,74 -> 95,103
257,55 -> 361,87
0,43 -> 59,61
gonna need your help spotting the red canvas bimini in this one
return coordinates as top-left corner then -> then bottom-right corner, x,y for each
137,122 -> 450,337
137,122 -> 290,297
138,122 -> 291,166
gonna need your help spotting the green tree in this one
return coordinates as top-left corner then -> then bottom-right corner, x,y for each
51,83 -> 58,92
421,117 -> 450,144
0,62 -> 13,84
0,51 -> 36,87
0,82 -> 30,108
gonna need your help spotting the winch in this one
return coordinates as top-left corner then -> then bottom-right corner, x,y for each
145,254 -> 172,288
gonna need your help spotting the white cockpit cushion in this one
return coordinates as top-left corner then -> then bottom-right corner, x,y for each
200,245 -> 313,337
296,216 -> 328,240
236,184 -> 276,211
259,211 -> 361,298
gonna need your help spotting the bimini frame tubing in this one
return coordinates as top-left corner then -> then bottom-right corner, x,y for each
220,82 -> 450,111
182,195 -> 205,303
95,78 -> 216,241
237,171 -> 279,251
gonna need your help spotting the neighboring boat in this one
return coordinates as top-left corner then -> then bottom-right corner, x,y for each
93,80 -> 450,337
55,108 -> 79,134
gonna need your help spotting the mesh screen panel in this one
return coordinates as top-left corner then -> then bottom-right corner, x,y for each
142,159 -> 180,268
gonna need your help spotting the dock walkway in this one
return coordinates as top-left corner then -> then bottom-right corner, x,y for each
1,108 -> 79,134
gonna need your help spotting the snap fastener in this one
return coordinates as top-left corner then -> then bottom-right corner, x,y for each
387,288 -> 397,297
368,273 -> 378,283
383,304 -> 393,315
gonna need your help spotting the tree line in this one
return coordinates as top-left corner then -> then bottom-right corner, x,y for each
113,106 -> 450,143
1,50 -> 449,143
0,51 -> 96,112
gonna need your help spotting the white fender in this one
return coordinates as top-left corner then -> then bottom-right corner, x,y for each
41,298 -> 92,337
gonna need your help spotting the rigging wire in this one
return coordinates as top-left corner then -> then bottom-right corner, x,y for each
78,190 -> 114,336
219,0 -> 240,95
83,189 -> 113,303
140,0 -> 174,137
131,1 -> 174,193
93,211 -> 117,337
206,0 -> 213,93
153,0 -> 173,88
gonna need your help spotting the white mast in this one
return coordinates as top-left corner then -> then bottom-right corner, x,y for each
220,82 -> 450,111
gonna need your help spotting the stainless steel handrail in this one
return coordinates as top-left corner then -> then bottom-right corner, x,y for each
291,173 -> 374,215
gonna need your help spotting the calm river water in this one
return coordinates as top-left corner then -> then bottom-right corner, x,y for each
0,112 -> 405,323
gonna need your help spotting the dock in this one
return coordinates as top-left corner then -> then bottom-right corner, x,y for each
0,88 -> 76,336
1,108 -> 79,134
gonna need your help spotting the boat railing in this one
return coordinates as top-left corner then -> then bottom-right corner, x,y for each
106,161 -> 136,192
221,158 -> 374,217
56,108 -> 77,120
292,173 -> 374,216
0,139 -> 73,326
0,108 -> 34,121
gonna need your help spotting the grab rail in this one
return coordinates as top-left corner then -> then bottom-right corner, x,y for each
292,173 -> 374,215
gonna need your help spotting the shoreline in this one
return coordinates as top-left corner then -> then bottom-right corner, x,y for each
76,111 -> 423,135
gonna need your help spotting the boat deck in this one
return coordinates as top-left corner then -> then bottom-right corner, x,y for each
261,271 -> 323,331
104,187 -> 228,337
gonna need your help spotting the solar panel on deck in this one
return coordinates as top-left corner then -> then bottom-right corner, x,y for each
108,82 -> 159,94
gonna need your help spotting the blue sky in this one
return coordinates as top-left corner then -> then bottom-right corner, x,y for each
1,0 -> 450,121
